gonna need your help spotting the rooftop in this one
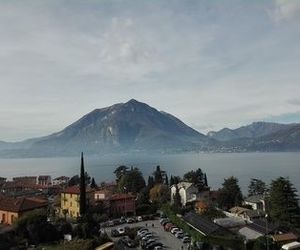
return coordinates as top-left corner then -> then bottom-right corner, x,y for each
183,212 -> 230,236
0,196 -> 48,213
272,233 -> 298,242
245,195 -> 265,203
61,185 -> 93,194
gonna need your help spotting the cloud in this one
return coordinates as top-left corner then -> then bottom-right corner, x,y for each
268,0 -> 300,22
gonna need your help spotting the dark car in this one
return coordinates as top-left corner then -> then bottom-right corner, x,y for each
146,242 -> 163,250
111,229 -> 120,237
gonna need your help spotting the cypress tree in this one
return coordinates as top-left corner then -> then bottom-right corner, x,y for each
80,152 -> 86,216
170,175 -> 174,186
165,175 -> 169,186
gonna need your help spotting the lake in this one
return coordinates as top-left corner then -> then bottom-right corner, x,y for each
0,152 -> 299,195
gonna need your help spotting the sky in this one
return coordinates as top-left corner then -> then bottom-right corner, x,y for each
0,0 -> 300,141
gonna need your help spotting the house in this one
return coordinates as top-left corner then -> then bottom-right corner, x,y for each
229,206 -> 265,221
238,218 -> 281,240
94,190 -> 112,201
52,176 -> 70,186
12,176 -> 37,185
60,185 -> 94,218
0,196 -> 48,225
38,175 -> 51,186
170,182 -> 210,206
244,195 -> 266,211
109,193 -> 136,217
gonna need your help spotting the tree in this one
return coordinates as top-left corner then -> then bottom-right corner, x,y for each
117,167 -> 146,193
80,152 -> 87,216
269,177 -> 300,226
114,165 -> 128,183
183,168 -> 207,191
165,175 -> 169,186
248,178 -> 267,196
173,184 -> 182,209
90,178 -> 97,189
68,173 -> 91,186
170,175 -> 175,186
149,184 -> 169,204
153,165 -> 163,184
147,176 -> 154,189
217,176 -> 243,210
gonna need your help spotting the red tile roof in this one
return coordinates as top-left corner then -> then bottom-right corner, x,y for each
0,196 -> 48,213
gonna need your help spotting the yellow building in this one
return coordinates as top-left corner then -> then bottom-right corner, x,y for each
61,185 -> 94,218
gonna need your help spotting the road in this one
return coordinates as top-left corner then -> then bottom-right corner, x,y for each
105,219 -> 190,250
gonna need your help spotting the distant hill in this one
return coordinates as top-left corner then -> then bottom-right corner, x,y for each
0,99 -> 209,157
207,122 -> 296,141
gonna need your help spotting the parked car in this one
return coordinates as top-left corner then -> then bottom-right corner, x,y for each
111,229 -> 120,237
182,236 -> 191,243
117,227 -> 125,235
146,242 -> 163,250
170,228 -> 180,234
126,217 -> 135,223
137,216 -> 143,221
175,231 -> 184,238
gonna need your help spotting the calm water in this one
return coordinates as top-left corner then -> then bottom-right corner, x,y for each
0,152 -> 299,195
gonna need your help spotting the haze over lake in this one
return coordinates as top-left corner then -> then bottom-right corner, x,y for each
0,152 -> 299,195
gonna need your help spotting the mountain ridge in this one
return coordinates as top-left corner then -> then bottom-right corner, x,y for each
0,100 -> 299,157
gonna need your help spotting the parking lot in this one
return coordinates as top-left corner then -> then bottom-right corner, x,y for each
105,218 -> 190,250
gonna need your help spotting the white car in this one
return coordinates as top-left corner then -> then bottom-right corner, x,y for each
170,228 -> 180,234
117,227 -> 125,235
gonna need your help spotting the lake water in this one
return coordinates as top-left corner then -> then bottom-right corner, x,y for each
0,152 -> 299,195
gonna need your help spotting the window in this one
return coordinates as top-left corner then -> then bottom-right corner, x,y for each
2,213 -> 5,223
11,215 -> 14,223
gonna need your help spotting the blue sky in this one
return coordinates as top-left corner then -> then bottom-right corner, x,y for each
0,0 -> 300,141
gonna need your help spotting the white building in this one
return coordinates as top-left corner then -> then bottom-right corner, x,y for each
52,176 -> 70,186
170,182 -> 209,206
244,195 -> 266,211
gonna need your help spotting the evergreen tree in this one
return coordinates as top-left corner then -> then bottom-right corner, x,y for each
148,176 -> 154,189
183,168 -> 207,191
204,173 -> 208,187
153,165 -> 163,184
248,178 -> 267,196
90,178 -> 97,189
269,177 -> 300,226
217,176 -> 243,210
173,184 -> 182,208
114,165 -> 128,183
117,167 -> 146,193
170,175 -> 174,186
80,152 -> 87,216
165,175 -> 169,186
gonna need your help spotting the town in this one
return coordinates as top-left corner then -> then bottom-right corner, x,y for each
0,154 -> 299,250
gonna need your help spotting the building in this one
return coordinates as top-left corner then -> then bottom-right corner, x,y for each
272,233 -> 298,246
229,206 -> 265,221
60,185 -> 94,218
0,196 -> 48,225
38,175 -> 51,186
94,190 -> 112,201
13,176 -> 37,185
170,182 -> 210,206
52,176 -> 70,186
244,195 -> 266,211
109,193 -> 136,217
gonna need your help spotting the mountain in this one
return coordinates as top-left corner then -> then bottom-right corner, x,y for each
207,122 -> 296,142
0,99 -> 209,157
